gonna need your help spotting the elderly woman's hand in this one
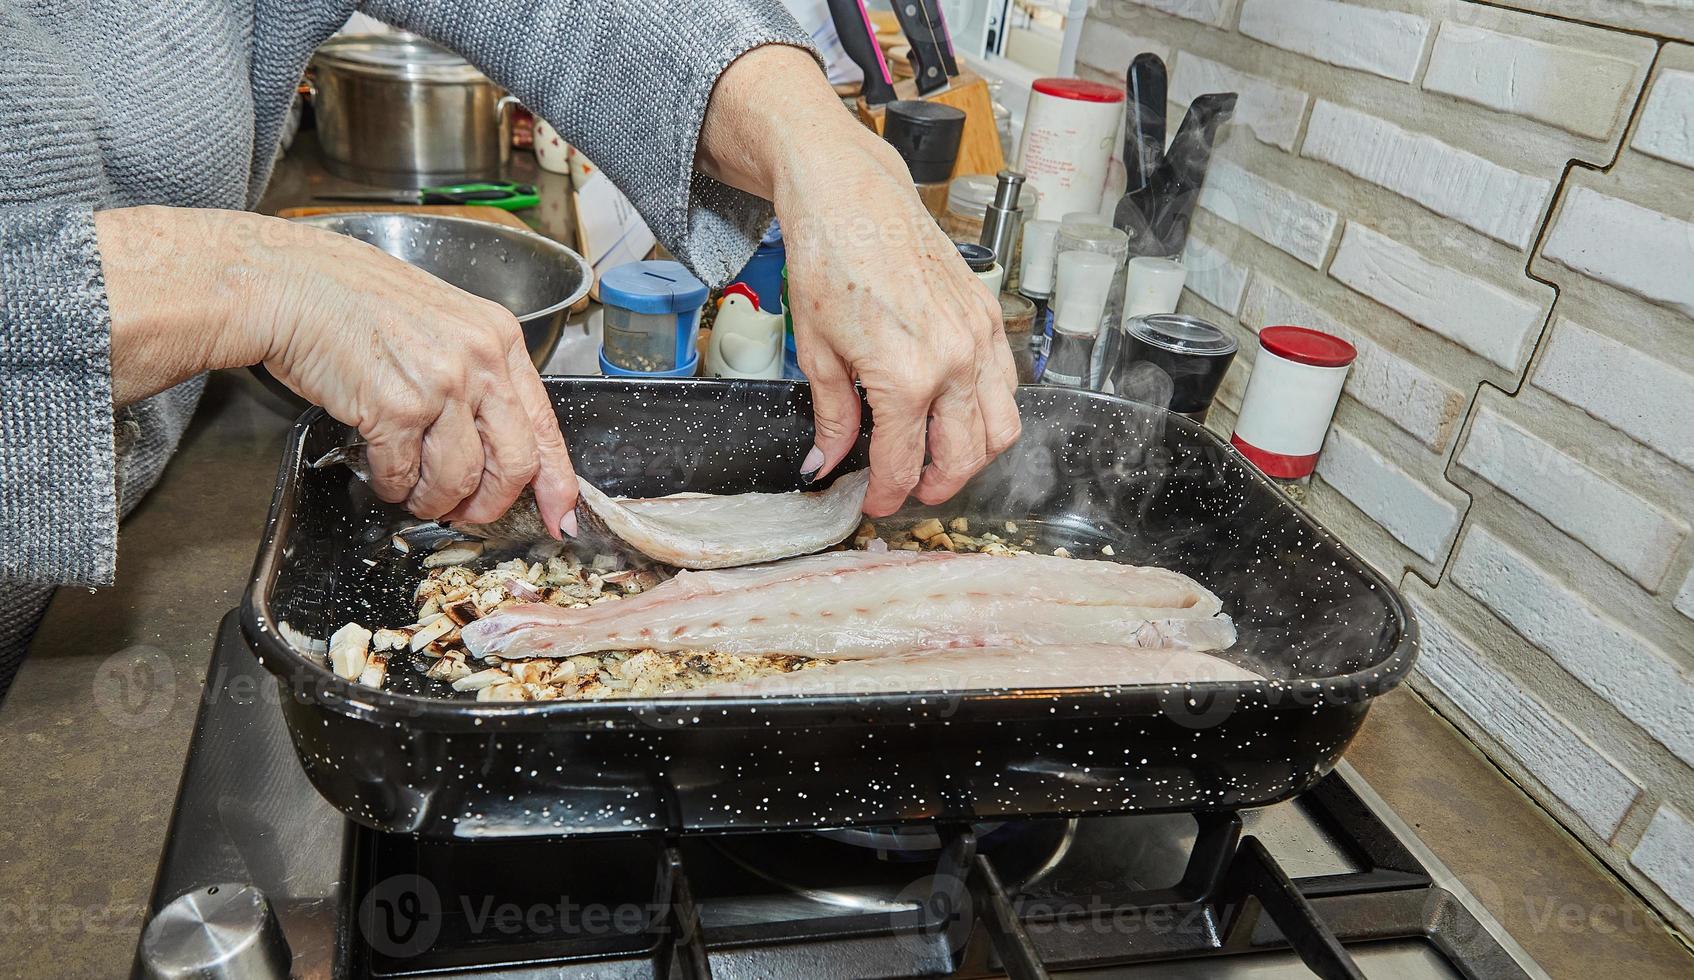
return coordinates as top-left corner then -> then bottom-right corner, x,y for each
696,46 -> 1022,518
97,206 -> 578,535
777,135 -> 1021,516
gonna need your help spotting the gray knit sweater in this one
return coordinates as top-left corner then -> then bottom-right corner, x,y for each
0,0 -> 806,695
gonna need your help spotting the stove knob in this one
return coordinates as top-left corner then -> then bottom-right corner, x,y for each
141,883 -> 292,980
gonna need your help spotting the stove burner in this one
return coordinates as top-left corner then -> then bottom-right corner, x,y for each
704,819 -> 1077,916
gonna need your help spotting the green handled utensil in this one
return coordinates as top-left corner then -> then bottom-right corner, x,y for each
317,181 -> 541,211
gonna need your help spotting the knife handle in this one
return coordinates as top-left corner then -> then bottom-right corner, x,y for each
827,0 -> 897,105
891,0 -> 950,95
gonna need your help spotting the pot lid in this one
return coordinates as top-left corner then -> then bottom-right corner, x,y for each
1259,324 -> 1357,367
1124,314 -> 1238,357
314,32 -> 487,82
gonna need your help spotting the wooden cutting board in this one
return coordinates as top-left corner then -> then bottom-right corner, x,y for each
277,203 -> 533,231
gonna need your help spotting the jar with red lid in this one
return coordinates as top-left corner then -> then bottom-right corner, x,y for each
1015,77 -> 1124,222
1230,325 -> 1358,498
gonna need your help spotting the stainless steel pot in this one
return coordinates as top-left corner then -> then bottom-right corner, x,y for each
310,33 -> 516,188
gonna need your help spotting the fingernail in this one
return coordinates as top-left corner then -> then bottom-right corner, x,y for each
561,511 -> 579,538
800,446 -> 825,484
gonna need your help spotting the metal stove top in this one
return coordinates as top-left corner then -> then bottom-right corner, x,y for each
133,613 -> 1548,979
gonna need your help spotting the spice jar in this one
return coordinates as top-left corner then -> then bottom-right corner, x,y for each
1231,325 -> 1358,499
999,292 -> 1038,384
598,260 -> 708,377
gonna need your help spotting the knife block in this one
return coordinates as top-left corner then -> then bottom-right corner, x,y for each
855,69 -> 1006,181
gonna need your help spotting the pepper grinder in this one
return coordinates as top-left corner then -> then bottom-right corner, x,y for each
978,169 -> 1026,290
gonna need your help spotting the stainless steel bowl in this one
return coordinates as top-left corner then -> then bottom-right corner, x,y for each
252,212 -> 592,410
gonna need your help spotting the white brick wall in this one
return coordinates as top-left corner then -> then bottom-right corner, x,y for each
1329,223 -> 1544,370
1533,318 -> 1694,471
1634,69 -> 1694,169
1181,235 -> 1251,316
1458,405 -> 1688,589
1075,20 -> 1173,79
1422,23 -> 1643,139
1317,428 -> 1461,562
1170,52 -> 1310,152
1541,186 -> 1694,319
1452,526 -> 1694,768
1241,279 -> 1467,450
1199,159 -> 1339,267
1631,805 -> 1694,918
1084,5 -> 1694,932
1238,0 -> 1430,83
1412,598 -> 1643,838
1131,0 -> 1232,27
1303,101 -> 1553,248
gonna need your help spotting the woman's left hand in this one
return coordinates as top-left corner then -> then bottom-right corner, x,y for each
696,45 -> 1022,518
776,134 -> 1022,517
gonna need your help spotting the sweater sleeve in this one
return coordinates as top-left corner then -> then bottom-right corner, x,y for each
0,203 -> 119,587
358,0 -> 816,286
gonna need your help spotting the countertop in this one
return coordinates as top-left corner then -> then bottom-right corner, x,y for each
0,141 -> 1689,979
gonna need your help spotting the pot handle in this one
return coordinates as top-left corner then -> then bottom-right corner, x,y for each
496,94 -> 522,167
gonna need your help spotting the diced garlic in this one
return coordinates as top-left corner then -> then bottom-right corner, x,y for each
1101,544 -> 1115,556
477,682 -> 528,702
1053,546 -> 1073,559
328,624 -> 372,680
948,517 -> 969,533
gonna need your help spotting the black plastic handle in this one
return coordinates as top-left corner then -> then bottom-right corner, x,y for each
827,0 -> 897,105
892,0 -> 951,95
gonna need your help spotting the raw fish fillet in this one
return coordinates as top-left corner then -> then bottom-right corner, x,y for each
461,551 -> 1237,661
573,469 -> 872,569
315,443 -> 870,568
676,645 -> 1261,697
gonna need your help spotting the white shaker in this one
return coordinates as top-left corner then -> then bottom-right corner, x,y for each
1231,326 -> 1358,479
1124,257 -> 1188,319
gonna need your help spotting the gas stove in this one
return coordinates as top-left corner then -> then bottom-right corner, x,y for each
134,613 -> 1547,979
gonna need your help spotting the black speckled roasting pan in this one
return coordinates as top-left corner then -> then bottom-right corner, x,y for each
242,379 -> 1417,838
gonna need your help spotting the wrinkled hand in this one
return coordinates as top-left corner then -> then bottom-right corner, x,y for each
778,137 -> 1022,517
243,218 -> 578,532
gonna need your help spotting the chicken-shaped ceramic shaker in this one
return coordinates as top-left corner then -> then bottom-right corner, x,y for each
706,282 -> 786,380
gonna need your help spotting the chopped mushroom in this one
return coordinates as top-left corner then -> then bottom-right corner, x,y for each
372,628 -> 411,653
442,595 -> 481,626
328,624 -> 371,680
948,517 -> 969,534
910,518 -> 945,541
409,616 -> 455,652
452,668 -> 509,692
358,652 -> 390,689
424,542 -> 485,568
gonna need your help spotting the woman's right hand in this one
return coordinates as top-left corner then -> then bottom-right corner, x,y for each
97,206 -> 578,536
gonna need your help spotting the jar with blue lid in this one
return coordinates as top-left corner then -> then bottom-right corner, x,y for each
598,260 -> 708,377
